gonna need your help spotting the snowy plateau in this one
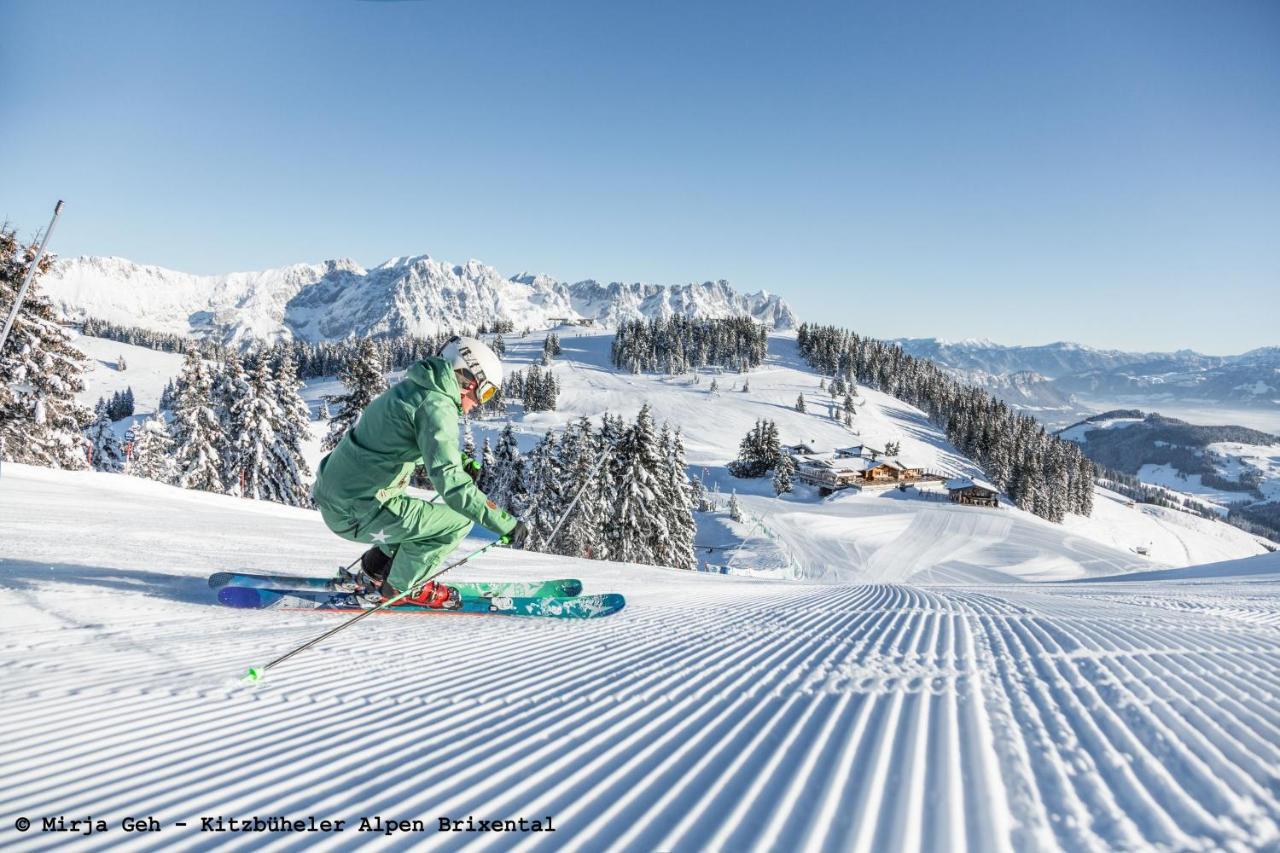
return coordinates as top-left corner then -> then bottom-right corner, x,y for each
3,329 -> 1280,852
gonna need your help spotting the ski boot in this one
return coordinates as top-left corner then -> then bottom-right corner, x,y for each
337,547 -> 394,603
391,580 -> 462,610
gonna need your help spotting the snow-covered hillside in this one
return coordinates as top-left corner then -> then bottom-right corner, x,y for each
46,255 -> 796,347
447,331 -> 1272,578
69,329 -> 1274,582
3,463 -> 1279,851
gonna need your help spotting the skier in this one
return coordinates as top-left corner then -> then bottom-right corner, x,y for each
312,336 -> 529,608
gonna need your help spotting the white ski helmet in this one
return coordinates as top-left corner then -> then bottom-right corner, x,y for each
439,335 -> 503,402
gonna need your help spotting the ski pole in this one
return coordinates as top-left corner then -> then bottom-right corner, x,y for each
243,539 -> 502,683
0,200 -> 64,355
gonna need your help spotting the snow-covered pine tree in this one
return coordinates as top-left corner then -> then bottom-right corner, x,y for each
116,354 -> 127,371
795,394 -> 806,413
522,431 -> 564,551
742,378 -> 750,393
85,409 -> 124,472
232,358 -> 311,505
657,426 -> 697,569
598,411 -> 630,561
461,418 -> 476,463
762,420 -> 781,470
322,337 -> 387,452
319,398 -> 331,420
171,349 -> 226,493
611,404 -> 668,564
477,436 -> 497,493
125,412 -> 175,483
728,490 -> 743,522
773,452 -> 795,495
485,423 -> 523,509
555,417 -> 605,559
271,351 -> 313,500
213,353 -> 249,489
0,227 -> 92,468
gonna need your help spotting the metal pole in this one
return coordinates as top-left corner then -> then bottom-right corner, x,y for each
0,200 -> 65,355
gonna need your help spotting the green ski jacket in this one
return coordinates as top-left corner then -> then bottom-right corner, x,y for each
312,357 -> 517,537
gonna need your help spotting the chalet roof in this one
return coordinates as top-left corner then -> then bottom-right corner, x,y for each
782,441 -> 824,455
834,443 -> 886,457
945,477 -> 999,494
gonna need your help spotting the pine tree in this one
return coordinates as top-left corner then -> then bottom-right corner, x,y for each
85,409 -> 124,472
461,418 -> 476,463
0,227 -> 92,468
477,436 -> 497,493
709,377 -> 718,394
171,350 -> 226,492
795,394 -> 806,413
657,426 -> 697,569
554,418 -> 599,558
118,387 -> 135,419
271,352 -> 313,501
742,378 -> 750,393
728,490 -> 743,522
231,358 -> 311,505
773,452 -> 795,495
523,432 -> 564,550
323,338 -> 387,452
611,404 -> 666,564
214,353 -> 249,489
125,412 -> 175,483
486,423 -> 523,509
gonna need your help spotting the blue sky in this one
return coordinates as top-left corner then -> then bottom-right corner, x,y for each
3,0 -> 1277,354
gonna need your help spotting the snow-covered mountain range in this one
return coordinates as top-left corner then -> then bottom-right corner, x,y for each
894,337 -> 1280,428
45,255 -> 796,347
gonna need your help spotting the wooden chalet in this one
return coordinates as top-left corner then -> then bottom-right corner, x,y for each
944,478 -> 999,507
795,454 -> 938,495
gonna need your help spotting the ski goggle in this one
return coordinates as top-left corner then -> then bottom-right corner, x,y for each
463,371 -> 498,403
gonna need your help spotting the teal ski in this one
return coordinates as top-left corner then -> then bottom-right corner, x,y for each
218,586 -> 624,619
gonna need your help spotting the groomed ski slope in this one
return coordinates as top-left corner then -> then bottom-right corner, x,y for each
2,464 -> 1279,852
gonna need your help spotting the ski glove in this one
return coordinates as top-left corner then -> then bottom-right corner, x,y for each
502,520 -> 531,549
462,456 -> 482,485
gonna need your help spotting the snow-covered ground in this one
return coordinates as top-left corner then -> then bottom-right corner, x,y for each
69,329 -> 1273,582
2,463 -> 1278,851
4,329 -> 1279,849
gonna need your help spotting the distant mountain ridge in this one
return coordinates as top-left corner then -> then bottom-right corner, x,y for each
46,254 -> 796,346
893,337 -> 1280,417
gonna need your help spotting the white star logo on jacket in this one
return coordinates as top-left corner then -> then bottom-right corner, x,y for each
370,529 -> 390,544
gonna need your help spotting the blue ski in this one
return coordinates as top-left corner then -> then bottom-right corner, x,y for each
218,586 -> 625,619
208,572 -> 582,599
